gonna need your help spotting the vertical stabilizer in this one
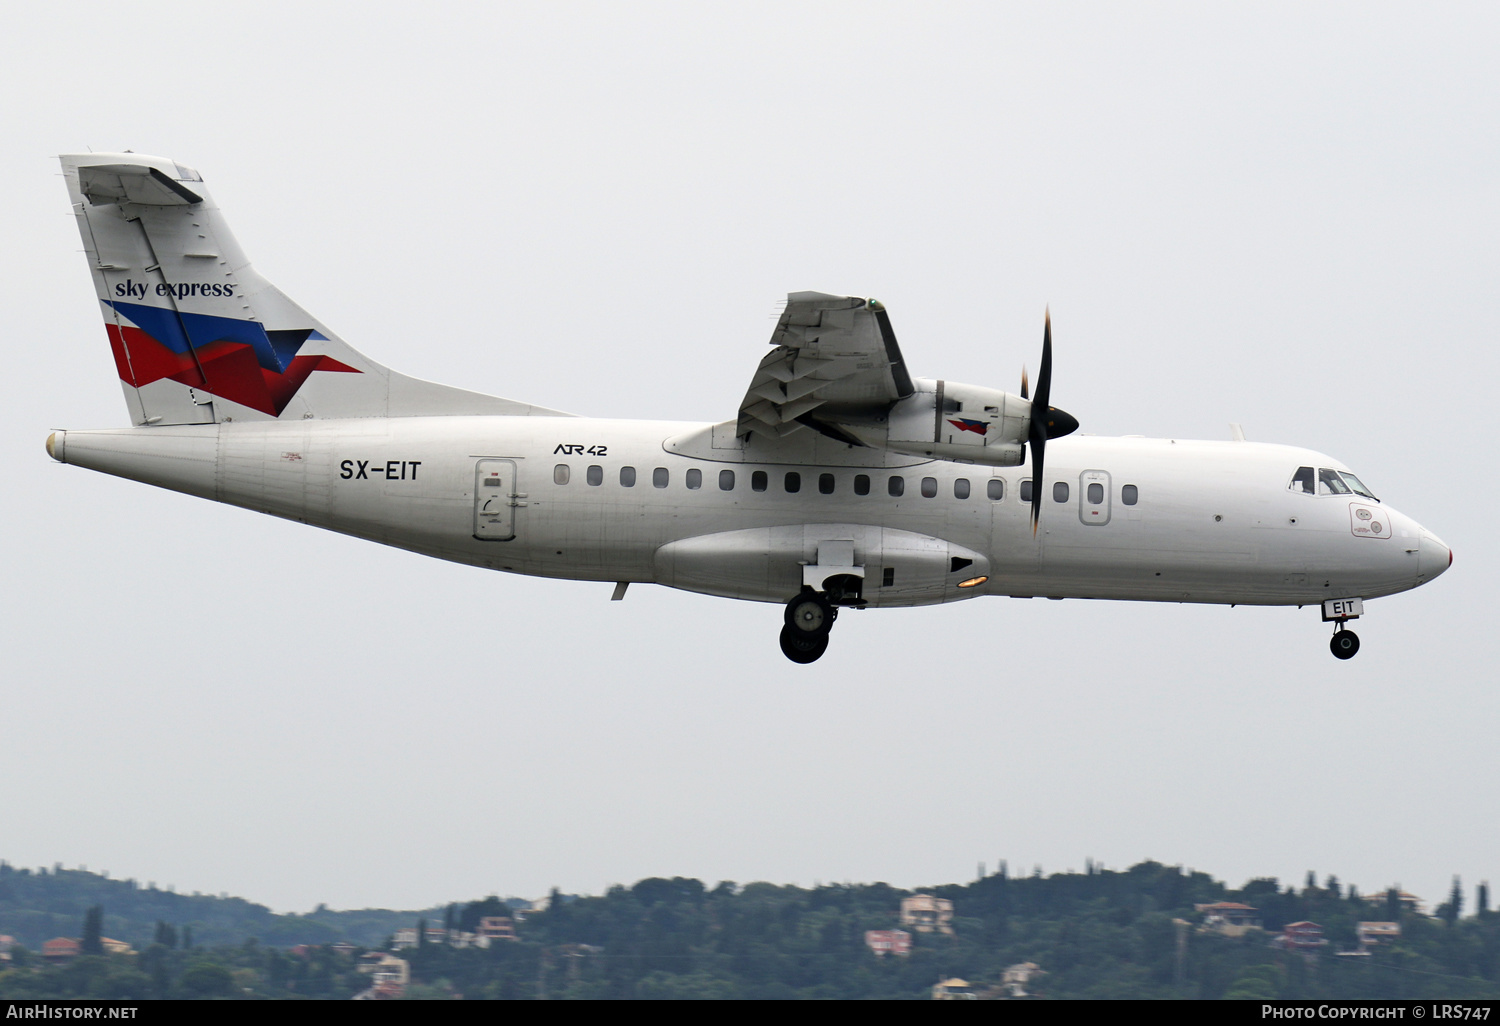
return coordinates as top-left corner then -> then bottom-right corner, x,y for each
61,153 -> 567,425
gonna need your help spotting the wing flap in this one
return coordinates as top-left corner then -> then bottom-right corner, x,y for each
736,293 -> 915,439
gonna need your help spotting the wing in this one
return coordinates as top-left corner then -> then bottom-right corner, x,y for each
736,292 -> 916,439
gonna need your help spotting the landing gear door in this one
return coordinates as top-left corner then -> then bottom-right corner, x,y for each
474,459 -> 517,541
1079,470 -> 1111,526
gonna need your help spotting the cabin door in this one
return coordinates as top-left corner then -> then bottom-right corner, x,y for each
473,459 -> 518,541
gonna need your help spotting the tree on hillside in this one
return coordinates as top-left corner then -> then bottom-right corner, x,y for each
81,905 -> 103,955
1439,876 -> 1463,925
1479,881 -> 1490,917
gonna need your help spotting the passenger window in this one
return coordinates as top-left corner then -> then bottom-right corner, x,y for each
1122,484 -> 1138,505
719,470 -> 735,491
921,477 -> 937,498
1318,468 -> 1351,495
1020,480 -> 1033,504
1289,466 -> 1315,494
1053,482 -> 1069,503
819,473 -> 835,495
987,479 -> 1004,501
620,466 -> 636,487
586,465 -> 603,486
686,468 -> 702,490
954,478 -> 970,499
888,476 -> 905,497
1087,482 -> 1103,504
751,470 -> 768,492
554,464 -> 570,485
854,474 -> 871,495
784,472 -> 801,493
653,467 -> 669,488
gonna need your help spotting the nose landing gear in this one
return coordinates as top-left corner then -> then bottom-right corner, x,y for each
1321,597 -> 1365,660
780,590 -> 837,664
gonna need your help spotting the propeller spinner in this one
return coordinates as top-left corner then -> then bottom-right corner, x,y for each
1024,309 -> 1079,534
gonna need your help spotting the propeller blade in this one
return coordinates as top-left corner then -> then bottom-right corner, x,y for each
1033,310 -> 1052,413
1020,365 -> 1029,400
1025,308 -> 1079,534
1029,415 -> 1047,535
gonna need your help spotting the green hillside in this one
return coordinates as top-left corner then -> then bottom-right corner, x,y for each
0,861 -> 438,950
2,859 -> 1497,999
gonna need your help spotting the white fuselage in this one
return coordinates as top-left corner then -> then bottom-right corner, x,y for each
50,416 -> 1450,611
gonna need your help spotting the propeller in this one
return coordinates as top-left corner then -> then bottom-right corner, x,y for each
1023,308 -> 1080,535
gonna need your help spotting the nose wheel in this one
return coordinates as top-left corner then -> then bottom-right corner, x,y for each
781,591 -> 836,663
1330,628 -> 1360,660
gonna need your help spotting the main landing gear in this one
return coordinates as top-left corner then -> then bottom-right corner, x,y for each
780,590 -> 837,664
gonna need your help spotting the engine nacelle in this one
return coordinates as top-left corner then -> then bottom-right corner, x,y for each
836,378 -> 1029,466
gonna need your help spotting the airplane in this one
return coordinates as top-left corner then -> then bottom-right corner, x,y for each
46,153 -> 1452,664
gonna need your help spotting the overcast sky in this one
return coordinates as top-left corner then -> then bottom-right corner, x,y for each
2,2 -> 1496,915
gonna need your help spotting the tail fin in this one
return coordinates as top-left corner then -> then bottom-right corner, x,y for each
61,153 -> 568,425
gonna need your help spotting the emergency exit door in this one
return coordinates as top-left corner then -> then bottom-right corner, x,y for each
1079,469 -> 1112,526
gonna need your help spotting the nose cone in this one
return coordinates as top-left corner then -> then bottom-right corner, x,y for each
1044,406 -> 1079,439
1419,529 -> 1452,582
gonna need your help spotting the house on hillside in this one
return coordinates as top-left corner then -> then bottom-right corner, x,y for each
42,938 -> 80,962
1001,962 -> 1045,998
901,894 -> 954,935
864,929 -> 911,957
478,916 -> 517,942
1195,902 -> 1262,937
1365,890 -> 1425,915
1274,921 -> 1327,955
355,953 -> 409,1000
932,977 -> 976,1000
1357,921 -> 1401,947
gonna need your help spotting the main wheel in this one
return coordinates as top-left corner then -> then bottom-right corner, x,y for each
784,592 -> 835,637
780,625 -> 829,664
1330,630 -> 1360,660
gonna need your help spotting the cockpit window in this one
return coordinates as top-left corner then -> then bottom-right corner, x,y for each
1318,468 -> 1351,495
1339,472 -> 1378,500
1290,465 -> 1377,499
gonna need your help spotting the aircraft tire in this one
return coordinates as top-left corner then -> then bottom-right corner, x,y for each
784,592 -> 835,636
1330,630 -> 1360,660
780,625 -> 829,664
